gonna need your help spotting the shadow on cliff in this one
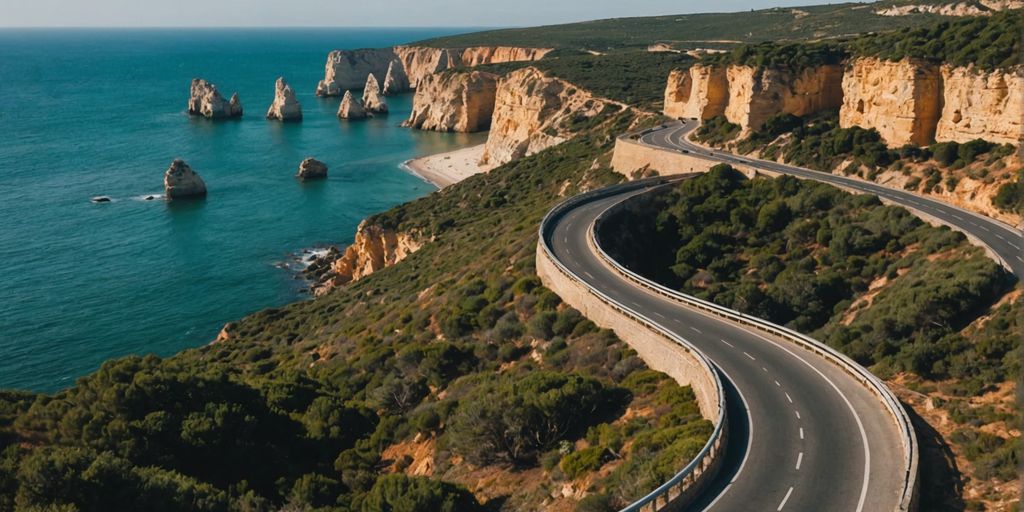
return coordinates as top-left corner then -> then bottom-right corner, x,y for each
907,402 -> 965,511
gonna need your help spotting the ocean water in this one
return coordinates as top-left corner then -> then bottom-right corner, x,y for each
0,28 -> 485,392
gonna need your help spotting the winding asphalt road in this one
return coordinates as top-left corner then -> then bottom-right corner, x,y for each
546,124 -> 1023,510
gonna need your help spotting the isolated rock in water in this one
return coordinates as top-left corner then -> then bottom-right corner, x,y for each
296,157 -> 328,181
362,74 -> 388,114
91,196 -> 111,203
266,77 -> 303,121
382,60 -> 409,96
164,159 -> 207,199
337,90 -> 368,120
188,78 -> 243,119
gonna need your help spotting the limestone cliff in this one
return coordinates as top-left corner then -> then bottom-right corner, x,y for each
305,220 -> 423,295
188,78 -> 242,119
402,71 -> 499,132
337,90 -> 368,120
266,77 -> 302,121
839,58 -> 942,147
164,159 -> 207,199
936,65 -> 1024,145
480,67 -> 626,167
317,46 -> 551,96
876,1 -> 1022,16
724,64 -> 844,132
362,74 -> 388,114
663,65 -> 728,120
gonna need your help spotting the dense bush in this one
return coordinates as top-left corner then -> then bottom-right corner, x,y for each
361,474 -> 483,512
705,41 -> 847,70
849,10 -> 1022,70
694,116 -> 741,146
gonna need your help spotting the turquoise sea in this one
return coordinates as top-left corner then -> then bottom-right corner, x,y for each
0,28 -> 482,392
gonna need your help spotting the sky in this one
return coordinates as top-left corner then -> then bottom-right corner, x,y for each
1,0 -> 842,28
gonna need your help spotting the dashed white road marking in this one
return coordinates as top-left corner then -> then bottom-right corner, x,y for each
583,271 -> 595,280
690,326 -> 703,334
762,366 -> 769,372
996,234 -> 1006,241
1017,256 -> 1024,264
743,352 -> 756,361
785,392 -> 793,404
777,487 -> 794,511
653,312 -> 666,320
952,214 -> 964,221
795,410 -> 801,420
719,338 -> 735,348
774,380 -> 781,387
980,225 -> 991,232
799,427 -> 804,440
796,452 -> 804,470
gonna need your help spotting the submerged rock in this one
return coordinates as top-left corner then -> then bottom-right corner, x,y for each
266,77 -> 303,121
91,196 -> 111,203
164,159 -> 207,199
188,78 -> 243,119
362,74 -> 388,114
337,90 -> 368,120
296,157 -> 328,181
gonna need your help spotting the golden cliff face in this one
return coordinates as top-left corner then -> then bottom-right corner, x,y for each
725,64 -> 844,132
307,220 -> 423,296
394,46 -> 552,89
839,58 -> 942,147
480,67 -> 626,167
663,65 -> 729,120
402,71 -> 500,132
936,65 -> 1024,145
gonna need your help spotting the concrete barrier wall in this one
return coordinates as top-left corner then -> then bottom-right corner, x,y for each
611,137 -> 761,178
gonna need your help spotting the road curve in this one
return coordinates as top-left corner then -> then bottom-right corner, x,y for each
638,122 -> 1024,276
548,186 -> 906,511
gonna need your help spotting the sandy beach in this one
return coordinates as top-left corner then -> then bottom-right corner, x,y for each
403,144 -> 487,188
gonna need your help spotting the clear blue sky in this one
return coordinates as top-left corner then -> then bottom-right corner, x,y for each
2,0 -> 842,27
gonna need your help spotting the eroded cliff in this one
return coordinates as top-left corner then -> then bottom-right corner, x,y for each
936,65 -> 1024,145
402,71 -> 499,132
306,220 -> 423,295
839,57 -> 943,147
663,65 -> 729,120
725,64 -> 844,132
480,67 -> 626,167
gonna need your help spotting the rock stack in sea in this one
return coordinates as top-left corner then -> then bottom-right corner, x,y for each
296,158 -> 328,181
188,78 -> 243,119
266,77 -> 302,121
164,159 -> 207,199
382,60 -> 409,96
362,74 -> 388,114
337,91 -> 368,120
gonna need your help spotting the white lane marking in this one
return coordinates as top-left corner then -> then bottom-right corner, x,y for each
719,338 -> 735,348
952,214 -> 964,221
690,326 -> 703,334
762,366 -> 769,372
996,234 -> 1006,241
774,380 -> 781,387
785,392 -> 793,404
799,427 -> 804,440
699,364 -> 755,512
1017,256 -> 1024,263
653,312 -> 666,320
796,452 -> 803,470
980,225 -> 991,232
777,487 -> 794,511
743,352 -> 756,361
795,410 -> 801,420
742,330 -> 872,512
583,271 -> 595,280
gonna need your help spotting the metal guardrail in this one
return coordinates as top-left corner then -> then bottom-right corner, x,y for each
537,176 -> 728,512
589,188 -> 919,512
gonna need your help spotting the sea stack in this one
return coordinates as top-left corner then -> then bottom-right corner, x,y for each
266,77 -> 302,121
362,74 -> 388,114
296,158 -> 328,181
164,159 -> 207,199
382,60 -> 410,96
337,91 -> 368,120
188,78 -> 243,119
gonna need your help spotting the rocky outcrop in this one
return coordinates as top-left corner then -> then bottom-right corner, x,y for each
164,159 -> 207,199
266,77 -> 302,121
725,64 -> 844,132
876,1 -> 1022,16
296,158 -> 327,181
337,91 -> 368,120
316,48 -> 395,96
382,60 -> 410,96
362,74 -> 388,114
840,58 -> 942,147
935,65 -> 1024,145
305,220 -> 422,295
402,71 -> 499,132
316,45 -> 552,96
664,65 -> 729,120
480,67 -> 625,167
188,78 -> 242,119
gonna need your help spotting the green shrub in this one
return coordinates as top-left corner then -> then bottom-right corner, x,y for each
361,475 -> 483,512
560,446 -> 606,479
